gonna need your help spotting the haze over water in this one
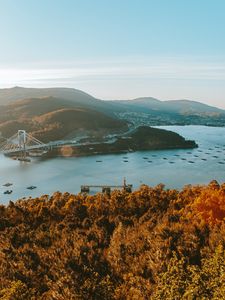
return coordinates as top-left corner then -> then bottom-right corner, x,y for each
1,125 -> 225,204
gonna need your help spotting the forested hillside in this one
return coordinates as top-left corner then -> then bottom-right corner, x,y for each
0,181 -> 225,300
0,181 -> 225,299
0,97 -> 127,142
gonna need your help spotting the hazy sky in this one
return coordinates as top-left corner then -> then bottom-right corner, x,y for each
0,0 -> 225,107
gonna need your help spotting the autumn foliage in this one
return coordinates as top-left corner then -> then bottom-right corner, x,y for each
0,181 -> 225,299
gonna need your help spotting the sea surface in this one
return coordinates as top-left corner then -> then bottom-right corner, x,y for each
1,125 -> 225,204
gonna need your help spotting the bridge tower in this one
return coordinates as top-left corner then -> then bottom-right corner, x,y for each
17,130 -> 27,150
18,130 -> 27,157
0,129 -> 47,159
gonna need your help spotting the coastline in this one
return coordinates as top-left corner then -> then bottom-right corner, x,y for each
43,126 -> 198,158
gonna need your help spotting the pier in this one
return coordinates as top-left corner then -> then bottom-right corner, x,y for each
81,178 -> 132,194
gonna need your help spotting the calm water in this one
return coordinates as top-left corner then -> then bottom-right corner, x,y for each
1,125 -> 225,204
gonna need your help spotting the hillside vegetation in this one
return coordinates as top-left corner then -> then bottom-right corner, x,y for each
0,97 -> 127,142
0,87 -> 225,138
0,181 -> 225,299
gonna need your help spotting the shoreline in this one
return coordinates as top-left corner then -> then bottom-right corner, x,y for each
44,142 -> 198,158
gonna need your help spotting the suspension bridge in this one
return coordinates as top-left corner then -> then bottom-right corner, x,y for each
0,130 -> 49,160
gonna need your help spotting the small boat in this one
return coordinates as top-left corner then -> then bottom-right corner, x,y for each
212,156 -> 218,158
28,186 -> 36,190
197,150 -> 203,152
169,161 -> 175,164
17,157 -> 31,162
3,183 -> 13,187
163,157 -> 168,160
143,157 -> 148,159
96,160 -> 102,162
148,160 -> 152,163
174,154 -> 180,157
188,161 -> 195,163
187,152 -> 192,154
201,158 -> 207,161
194,155 -> 199,157
123,160 -> 129,162
4,190 -> 12,194
181,158 -> 186,160
26,186 -> 37,190
218,162 -> 225,164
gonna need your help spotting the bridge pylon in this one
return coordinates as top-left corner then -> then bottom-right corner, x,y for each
0,130 -> 48,159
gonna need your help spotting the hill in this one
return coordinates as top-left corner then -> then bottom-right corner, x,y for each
0,86 -> 117,115
47,126 -> 197,157
0,97 -> 127,142
114,97 -> 225,127
0,87 -> 225,141
117,97 -> 224,115
0,87 -> 224,117
0,86 -> 97,106
0,181 -> 225,299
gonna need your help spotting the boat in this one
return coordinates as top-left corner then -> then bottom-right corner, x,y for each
3,183 -> 13,187
4,190 -> 12,194
17,157 -> 31,162
123,160 -> 129,162
26,186 -> 37,190
96,160 -> 102,162
188,161 -> 195,163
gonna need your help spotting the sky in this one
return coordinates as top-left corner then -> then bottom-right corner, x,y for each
0,0 -> 225,107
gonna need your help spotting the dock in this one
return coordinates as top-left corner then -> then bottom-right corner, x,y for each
81,178 -> 132,194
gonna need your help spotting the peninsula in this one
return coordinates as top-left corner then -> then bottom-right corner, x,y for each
46,126 -> 198,157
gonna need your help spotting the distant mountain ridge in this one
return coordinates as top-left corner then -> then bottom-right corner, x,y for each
0,87 -> 224,141
116,97 -> 224,115
0,86 -> 224,116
